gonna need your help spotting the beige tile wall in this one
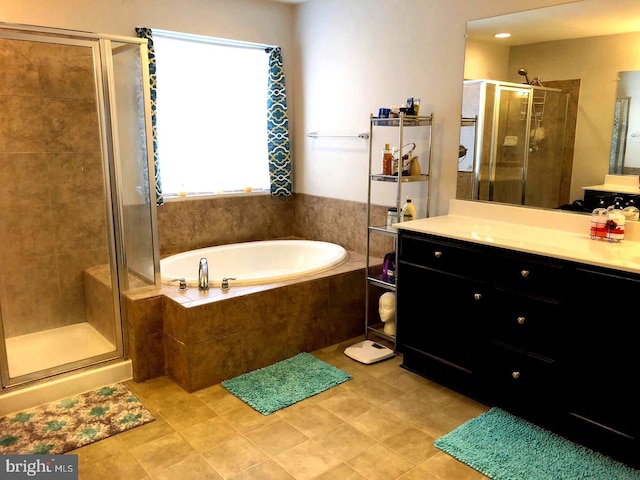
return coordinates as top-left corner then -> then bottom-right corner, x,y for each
0,38 -> 109,337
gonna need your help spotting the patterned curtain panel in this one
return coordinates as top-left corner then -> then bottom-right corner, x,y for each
267,47 -> 292,196
135,27 -> 163,206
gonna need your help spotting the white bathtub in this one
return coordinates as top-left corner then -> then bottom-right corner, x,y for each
160,240 -> 348,287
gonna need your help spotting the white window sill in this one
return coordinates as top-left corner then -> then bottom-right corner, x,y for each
162,190 -> 270,203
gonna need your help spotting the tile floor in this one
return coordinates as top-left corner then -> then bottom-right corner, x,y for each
71,336 -> 491,480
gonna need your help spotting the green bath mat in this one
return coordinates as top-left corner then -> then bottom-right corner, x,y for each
222,352 -> 351,415
435,407 -> 640,480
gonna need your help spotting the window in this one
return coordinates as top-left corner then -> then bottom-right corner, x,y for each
152,31 -> 271,196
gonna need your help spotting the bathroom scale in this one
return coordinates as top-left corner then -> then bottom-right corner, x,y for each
344,340 -> 395,364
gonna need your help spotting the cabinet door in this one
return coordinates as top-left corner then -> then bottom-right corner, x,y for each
397,262 -> 488,385
564,267 -> 640,455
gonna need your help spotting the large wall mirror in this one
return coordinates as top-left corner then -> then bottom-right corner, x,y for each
458,0 -> 640,214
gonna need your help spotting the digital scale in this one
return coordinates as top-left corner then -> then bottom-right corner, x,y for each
344,339 -> 395,364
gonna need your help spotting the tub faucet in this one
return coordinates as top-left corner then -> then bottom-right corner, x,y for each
221,277 -> 237,293
198,258 -> 209,290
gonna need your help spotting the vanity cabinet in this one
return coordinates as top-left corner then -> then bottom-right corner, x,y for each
396,234 -> 490,395
396,229 -> 638,467
562,265 -> 640,465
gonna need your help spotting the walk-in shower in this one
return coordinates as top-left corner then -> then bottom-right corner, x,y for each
0,23 -> 159,401
459,79 -> 571,209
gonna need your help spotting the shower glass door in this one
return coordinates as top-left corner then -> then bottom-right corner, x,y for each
0,25 -> 156,389
489,86 -> 531,205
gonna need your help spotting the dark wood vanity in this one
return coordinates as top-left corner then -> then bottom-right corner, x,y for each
396,228 -> 639,468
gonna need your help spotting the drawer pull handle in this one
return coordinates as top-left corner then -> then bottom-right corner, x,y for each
434,250 -> 442,258
517,316 -> 526,325
511,371 -> 521,380
520,270 -> 530,278
473,293 -> 482,301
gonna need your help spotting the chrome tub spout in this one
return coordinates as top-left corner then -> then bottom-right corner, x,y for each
198,257 -> 209,290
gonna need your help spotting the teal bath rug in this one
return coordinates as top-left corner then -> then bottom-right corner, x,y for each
435,407 -> 640,480
0,382 -> 155,455
222,352 -> 351,415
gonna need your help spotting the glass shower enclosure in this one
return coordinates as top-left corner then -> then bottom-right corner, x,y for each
0,23 -> 159,390
460,79 -> 570,209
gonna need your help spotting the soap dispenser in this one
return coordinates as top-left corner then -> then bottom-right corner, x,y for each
605,196 -> 625,242
590,197 -> 608,240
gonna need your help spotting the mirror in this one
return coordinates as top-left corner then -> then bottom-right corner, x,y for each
459,0 -> 640,213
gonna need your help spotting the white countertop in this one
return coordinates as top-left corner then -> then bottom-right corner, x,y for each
395,200 -> 640,274
582,184 -> 640,195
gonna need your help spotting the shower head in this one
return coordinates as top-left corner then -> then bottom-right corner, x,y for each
517,68 -> 531,84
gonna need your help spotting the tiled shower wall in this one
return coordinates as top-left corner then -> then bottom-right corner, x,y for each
0,39 -> 109,337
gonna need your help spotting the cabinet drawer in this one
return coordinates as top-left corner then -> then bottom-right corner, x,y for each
399,234 -> 487,278
489,288 -> 562,358
482,344 -> 558,414
492,253 -> 565,300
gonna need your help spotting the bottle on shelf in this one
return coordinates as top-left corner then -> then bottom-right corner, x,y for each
401,196 -> 416,222
382,144 -> 392,175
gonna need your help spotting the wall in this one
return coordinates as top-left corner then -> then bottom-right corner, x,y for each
1,0 -> 569,217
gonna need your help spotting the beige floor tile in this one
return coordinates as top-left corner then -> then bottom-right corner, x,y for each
150,453 -> 223,480
177,416 -> 241,452
382,426 -> 440,464
278,404 -> 343,438
118,418 -> 175,449
439,397 -> 489,424
379,393 -> 437,424
228,459 -> 295,479
245,418 -> 308,456
193,384 -> 247,414
129,431 -> 196,473
272,439 -> 342,480
313,423 -> 377,462
347,406 -> 409,441
156,398 -> 217,430
61,344 -> 518,480
77,450 -> 149,480
218,403 -> 280,434
413,409 -> 469,440
318,390 -> 374,421
347,378 -> 405,406
346,444 -> 415,480
71,436 -> 128,467
417,451 -> 487,480
201,436 -> 268,478
313,462 -> 367,479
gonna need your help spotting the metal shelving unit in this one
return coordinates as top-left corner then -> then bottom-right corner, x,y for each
364,112 -> 433,351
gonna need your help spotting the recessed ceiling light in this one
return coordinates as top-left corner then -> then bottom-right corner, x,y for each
495,33 -> 511,39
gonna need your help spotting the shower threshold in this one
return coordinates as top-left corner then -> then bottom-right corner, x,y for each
5,323 -> 116,378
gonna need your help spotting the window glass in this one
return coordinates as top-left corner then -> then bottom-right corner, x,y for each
153,33 -> 270,195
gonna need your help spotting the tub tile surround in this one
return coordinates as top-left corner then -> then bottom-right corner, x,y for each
122,250 -> 368,392
157,193 -> 393,259
161,253 -> 367,392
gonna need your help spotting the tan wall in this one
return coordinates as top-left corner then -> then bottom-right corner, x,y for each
0,38 -> 109,337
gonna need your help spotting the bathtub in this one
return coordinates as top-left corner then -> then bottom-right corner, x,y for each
160,239 -> 348,287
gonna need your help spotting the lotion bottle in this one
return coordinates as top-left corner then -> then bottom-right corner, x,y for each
382,144 -> 392,175
401,196 -> 416,222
